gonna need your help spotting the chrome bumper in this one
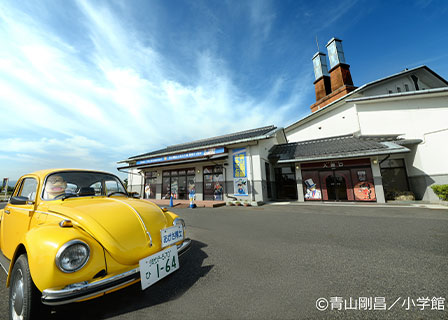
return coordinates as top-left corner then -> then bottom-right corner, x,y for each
41,238 -> 192,306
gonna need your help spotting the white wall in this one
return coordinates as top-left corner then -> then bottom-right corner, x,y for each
357,94 -> 448,176
286,102 -> 360,142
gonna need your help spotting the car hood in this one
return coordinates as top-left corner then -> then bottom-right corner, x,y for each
47,197 -> 169,265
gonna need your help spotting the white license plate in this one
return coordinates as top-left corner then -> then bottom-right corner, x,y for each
139,246 -> 179,290
161,225 -> 184,248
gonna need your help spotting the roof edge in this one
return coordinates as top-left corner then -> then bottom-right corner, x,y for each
285,65 -> 447,132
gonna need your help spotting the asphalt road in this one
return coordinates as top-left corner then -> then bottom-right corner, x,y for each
1,203 -> 447,319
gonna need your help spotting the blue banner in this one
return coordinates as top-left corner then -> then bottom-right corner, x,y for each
136,147 -> 225,165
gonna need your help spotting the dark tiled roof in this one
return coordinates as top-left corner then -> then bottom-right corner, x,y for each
129,125 -> 277,160
269,134 -> 395,161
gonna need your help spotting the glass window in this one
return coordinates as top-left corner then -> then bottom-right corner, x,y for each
187,176 -> 196,194
162,177 -> 170,199
144,176 -> 157,199
106,180 -> 121,193
171,177 -> 179,199
19,178 -> 38,202
162,171 -> 170,177
43,171 -> 125,200
145,171 -> 157,178
380,159 -> 405,169
203,167 -> 212,174
90,182 -> 102,195
203,166 -> 224,201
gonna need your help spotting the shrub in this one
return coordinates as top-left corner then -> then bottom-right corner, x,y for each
385,189 -> 415,201
431,184 -> 448,201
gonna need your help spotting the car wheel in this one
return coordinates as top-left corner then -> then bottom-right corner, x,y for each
9,254 -> 41,320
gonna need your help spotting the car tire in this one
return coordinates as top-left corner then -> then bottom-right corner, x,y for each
9,254 -> 42,320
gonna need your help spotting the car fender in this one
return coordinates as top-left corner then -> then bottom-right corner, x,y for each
13,225 -> 106,292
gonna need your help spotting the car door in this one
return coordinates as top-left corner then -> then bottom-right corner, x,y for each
0,176 -> 38,259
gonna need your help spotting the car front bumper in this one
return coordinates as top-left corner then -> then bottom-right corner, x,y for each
41,238 -> 192,306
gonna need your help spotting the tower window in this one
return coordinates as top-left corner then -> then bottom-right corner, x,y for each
397,87 -> 401,93
404,84 -> 409,91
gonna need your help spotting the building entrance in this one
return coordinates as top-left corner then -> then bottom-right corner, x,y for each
274,165 -> 298,200
301,159 -> 377,202
326,172 -> 348,201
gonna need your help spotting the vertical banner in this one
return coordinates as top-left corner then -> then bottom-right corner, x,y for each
233,149 -> 248,196
2,178 -> 8,197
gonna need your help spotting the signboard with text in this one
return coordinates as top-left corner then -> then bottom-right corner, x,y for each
136,147 -> 225,166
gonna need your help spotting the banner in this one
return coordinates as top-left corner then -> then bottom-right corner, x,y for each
233,149 -> 248,196
136,147 -> 225,165
2,178 -> 8,192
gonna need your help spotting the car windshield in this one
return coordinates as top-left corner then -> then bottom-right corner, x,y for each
42,171 -> 127,200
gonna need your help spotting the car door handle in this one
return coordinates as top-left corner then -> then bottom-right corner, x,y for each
4,209 -> 10,214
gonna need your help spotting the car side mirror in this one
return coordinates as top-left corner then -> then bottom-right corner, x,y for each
10,196 -> 29,205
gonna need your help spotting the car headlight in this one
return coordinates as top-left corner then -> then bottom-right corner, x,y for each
173,218 -> 185,228
56,240 -> 90,273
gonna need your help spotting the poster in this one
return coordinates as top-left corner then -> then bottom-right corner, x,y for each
234,178 -> 248,196
2,178 -> 8,193
354,181 -> 376,201
304,178 -> 322,200
233,149 -> 248,196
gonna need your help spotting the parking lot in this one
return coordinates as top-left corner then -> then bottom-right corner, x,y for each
1,203 -> 447,319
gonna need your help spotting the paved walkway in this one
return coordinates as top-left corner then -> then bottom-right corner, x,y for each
266,200 -> 448,210
146,199 -> 226,208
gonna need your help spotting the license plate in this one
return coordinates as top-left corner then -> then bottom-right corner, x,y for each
161,225 -> 184,248
139,246 -> 179,290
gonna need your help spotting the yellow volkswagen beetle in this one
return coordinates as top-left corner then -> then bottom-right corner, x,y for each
0,169 -> 191,319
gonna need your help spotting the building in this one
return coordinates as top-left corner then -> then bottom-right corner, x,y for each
118,126 -> 287,204
277,38 -> 448,203
119,38 -> 448,204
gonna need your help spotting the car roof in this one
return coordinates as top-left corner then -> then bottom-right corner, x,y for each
30,169 -> 115,180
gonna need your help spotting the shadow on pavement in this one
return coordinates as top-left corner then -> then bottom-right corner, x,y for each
45,240 -> 211,319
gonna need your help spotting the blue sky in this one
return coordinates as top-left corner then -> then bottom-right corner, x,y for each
1,0 -> 447,182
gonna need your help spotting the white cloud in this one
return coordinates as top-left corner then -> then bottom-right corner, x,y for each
0,0 -> 307,181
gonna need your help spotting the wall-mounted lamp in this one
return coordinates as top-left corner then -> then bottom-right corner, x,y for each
157,173 -> 160,177
197,169 -> 201,174
372,159 -> 378,165
296,165 -> 300,170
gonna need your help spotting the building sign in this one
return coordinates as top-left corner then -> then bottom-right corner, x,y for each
301,158 -> 371,170
233,148 -> 248,196
136,147 -> 225,165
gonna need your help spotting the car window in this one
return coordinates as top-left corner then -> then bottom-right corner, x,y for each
42,171 -> 126,200
19,178 -> 38,202
105,180 -> 121,193
90,182 -> 102,195
66,183 -> 78,194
